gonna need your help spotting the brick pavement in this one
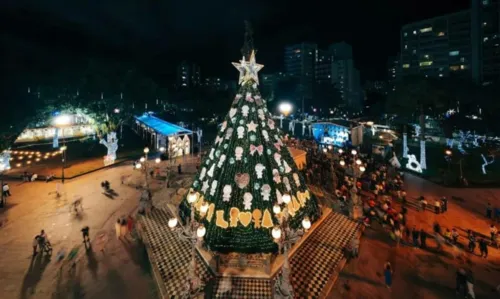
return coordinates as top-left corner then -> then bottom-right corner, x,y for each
0,164 -> 159,299
329,173 -> 500,299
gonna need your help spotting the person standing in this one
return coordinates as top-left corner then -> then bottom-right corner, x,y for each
420,229 -> 427,249
384,262 -> 393,291
115,219 -> 121,239
81,226 -> 90,244
479,238 -> 488,258
412,227 -> 420,248
2,183 -> 11,197
434,200 -> 441,214
452,228 -> 459,244
441,196 -> 447,213
32,236 -> 39,256
456,268 -> 467,296
178,164 -> 182,174
486,202 -> 493,219
490,224 -> 497,242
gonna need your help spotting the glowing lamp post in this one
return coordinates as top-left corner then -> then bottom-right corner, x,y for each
53,115 -> 72,183
279,102 -> 293,129
168,190 -> 206,297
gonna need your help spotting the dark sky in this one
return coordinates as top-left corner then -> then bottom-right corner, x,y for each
1,0 -> 471,84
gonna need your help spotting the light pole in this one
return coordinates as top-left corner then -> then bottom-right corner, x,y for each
53,115 -> 72,183
273,193 -> 310,298
279,102 -> 293,129
135,147 -> 160,191
168,191 -> 207,298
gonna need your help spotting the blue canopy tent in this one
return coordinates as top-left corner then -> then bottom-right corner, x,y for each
134,114 -> 195,157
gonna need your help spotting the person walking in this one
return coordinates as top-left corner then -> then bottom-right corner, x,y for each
420,229 -> 427,249
479,238 -> 488,258
486,202 -> 493,219
2,183 -> 11,197
468,232 -> 476,253
32,236 -> 39,256
412,227 -> 420,248
456,268 -> 467,296
434,200 -> 441,214
115,219 -> 121,239
81,226 -> 90,244
490,224 -> 497,242
384,262 -> 393,291
466,269 -> 476,299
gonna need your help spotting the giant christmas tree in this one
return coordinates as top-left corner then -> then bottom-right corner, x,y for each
180,30 -> 321,254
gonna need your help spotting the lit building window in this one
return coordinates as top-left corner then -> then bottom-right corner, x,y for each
484,37 -> 489,42
460,65 -> 466,70
413,30 -> 417,35
424,54 -> 429,59
483,0 -> 489,5
404,32 -> 408,37
419,61 -> 433,67
449,50 -> 460,56
460,57 -> 465,62
439,74 -> 443,77
405,44 -> 408,49
402,64 -> 410,68
295,49 -> 301,53
438,32 -> 445,36
450,65 -> 460,71
413,49 -> 417,54
483,22 -> 487,26
420,27 -> 432,33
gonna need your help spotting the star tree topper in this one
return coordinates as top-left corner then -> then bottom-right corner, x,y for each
232,50 -> 264,86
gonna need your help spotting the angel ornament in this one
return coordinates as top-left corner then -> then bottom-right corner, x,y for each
235,147 -> 244,161
276,189 -> 283,204
258,109 -> 265,120
207,164 -> 215,177
243,192 -> 253,210
210,180 -> 218,196
218,154 -> 226,168
220,121 -> 227,132
237,126 -> 245,139
209,148 -> 215,160
241,105 -> 249,117
255,163 -> 266,179
274,153 -> 282,165
293,173 -> 301,187
283,160 -> 292,173
222,185 -> 232,202
224,128 -> 233,140
199,167 -> 207,180
261,184 -> 271,201
268,119 -> 275,130
262,130 -> 270,141
272,169 -> 281,184
283,177 -> 292,192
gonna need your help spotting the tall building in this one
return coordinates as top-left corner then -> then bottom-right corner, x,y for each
284,43 -> 317,100
177,61 -> 201,88
315,49 -> 333,85
400,0 -> 500,83
328,42 -> 362,110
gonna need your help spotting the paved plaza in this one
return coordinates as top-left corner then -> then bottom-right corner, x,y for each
329,174 -> 500,299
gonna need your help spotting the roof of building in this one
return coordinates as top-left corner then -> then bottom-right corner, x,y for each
135,114 -> 193,136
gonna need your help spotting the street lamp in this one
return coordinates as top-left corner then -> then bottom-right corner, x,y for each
168,191 -> 205,298
53,115 -> 72,183
279,102 -> 293,129
351,149 -> 357,156
273,192 -> 309,298
338,149 -> 344,154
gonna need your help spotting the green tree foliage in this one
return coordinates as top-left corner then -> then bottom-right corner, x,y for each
179,80 -> 321,254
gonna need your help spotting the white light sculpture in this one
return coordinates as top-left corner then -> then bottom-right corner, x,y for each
0,151 -> 11,171
100,132 -> 119,166
481,154 -> 495,175
406,154 -> 423,173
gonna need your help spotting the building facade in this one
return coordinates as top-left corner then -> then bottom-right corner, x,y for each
176,61 -> 201,88
284,43 -> 317,100
400,0 -> 500,84
315,49 -> 333,85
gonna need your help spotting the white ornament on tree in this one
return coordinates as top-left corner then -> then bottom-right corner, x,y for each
235,147 -> 243,160
207,164 -> 215,177
283,160 -> 292,173
255,163 -> 265,179
276,189 -> 283,204
262,130 -> 270,141
210,180 -> 218,196
220,121 -> 227,132
222,185 -> 232,202
209,148 -> 215,160
293,173 -> 300,187
261,184 -> 271,201
283,177 -> 291,191
215,136 -> 223,146
201,180 -> 210,193
237,126 -> 245,139
218,154 -> 226,168
225,128 -> 234,139
246,121 -> 258,132
243,192 -> 253,210
258,109 -> 265,120
273,169 -> 281,183
229,108 -> 238,118
274,153 -> 282,165
241,105 -> 249,117
199,167 -> 207,180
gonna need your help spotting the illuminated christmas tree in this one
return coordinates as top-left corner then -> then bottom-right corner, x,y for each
180,26 -> 321,254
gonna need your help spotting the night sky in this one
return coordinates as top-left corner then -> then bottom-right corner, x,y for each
1,0 -> 471,84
